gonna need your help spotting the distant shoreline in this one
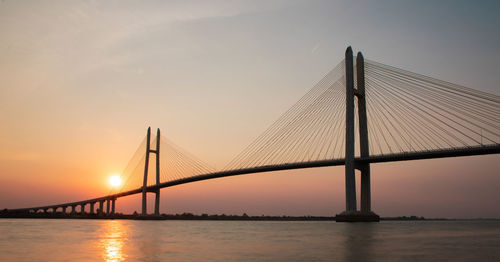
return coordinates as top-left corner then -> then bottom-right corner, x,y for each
1,212 -> 497,221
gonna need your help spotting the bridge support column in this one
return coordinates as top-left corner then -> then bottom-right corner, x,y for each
90,202 -> 95,214
80,204 -> 86,215
62,206 -> 67,214
336,47 -> 379,222
154,191 -> 160,216
142,127 -> 162,217
106,199 -> 111,215
154,129 -> 161,216
111,199 -> 116,215
98,200 -> 105,215
142,127 -> 151,216
356,53 -> 375,215
344,46 -> 357,213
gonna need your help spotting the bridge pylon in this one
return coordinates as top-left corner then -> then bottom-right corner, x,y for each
336,47 -> 380,222
141,127 -> 161,216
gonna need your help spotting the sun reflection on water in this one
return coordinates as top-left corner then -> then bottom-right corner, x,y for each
99,220 -> 127,262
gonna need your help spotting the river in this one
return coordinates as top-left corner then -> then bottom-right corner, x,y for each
1,219 -> 499,261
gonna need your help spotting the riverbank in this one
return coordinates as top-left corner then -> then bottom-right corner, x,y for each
0,211 -> 461,221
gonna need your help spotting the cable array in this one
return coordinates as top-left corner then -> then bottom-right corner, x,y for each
153,136 -> 215,185
116,57 -> 500,191
364,60 -> 500,156
223,60 -> 347,170
223,58 -> 500,170
117,135 -> 215,193
112,136 -> 147,194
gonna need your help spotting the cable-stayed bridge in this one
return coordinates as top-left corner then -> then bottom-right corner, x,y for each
4,47 -> 500,221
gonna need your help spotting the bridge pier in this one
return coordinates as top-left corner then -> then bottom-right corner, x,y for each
111,199 -> 116,215
142,128 -> 151,215
154,191 -> 160,216
98,200 -> 105,215
336,47 -> 379,222
62,206 -> 67,214
343,46 -> 357,213
90,202 -> 95,214
356,52 -> 374,214
154,129 -> 161,216
106,199 -> 111,215
80,203 -> 86,215
142,127 -> 162,217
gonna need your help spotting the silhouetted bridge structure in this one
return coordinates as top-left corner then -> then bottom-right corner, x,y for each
4,47 -> 500,221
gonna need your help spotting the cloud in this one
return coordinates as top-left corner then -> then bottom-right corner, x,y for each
0,0 -> 293,80
311,42 -> 321,54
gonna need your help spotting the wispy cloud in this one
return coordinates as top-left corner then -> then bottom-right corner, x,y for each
0,0 -> 291,78
311,42 -> 321,54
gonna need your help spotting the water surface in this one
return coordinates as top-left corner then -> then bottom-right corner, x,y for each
1,219 -> 499,261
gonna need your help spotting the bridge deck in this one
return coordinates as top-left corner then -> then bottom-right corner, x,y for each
6,144 -> 500,212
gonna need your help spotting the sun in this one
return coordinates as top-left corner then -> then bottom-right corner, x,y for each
109,175 -> 122,188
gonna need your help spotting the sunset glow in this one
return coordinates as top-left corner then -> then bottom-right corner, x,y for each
109,175 -> 122,188
2,1 -> 500,261
0,0 -> 499,219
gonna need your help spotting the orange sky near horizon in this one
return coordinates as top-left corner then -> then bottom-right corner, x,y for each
1,1 -> 500,218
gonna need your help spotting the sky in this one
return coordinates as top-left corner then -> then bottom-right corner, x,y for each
1,0 -> 499,218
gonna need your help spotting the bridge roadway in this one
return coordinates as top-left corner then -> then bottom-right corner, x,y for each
7,144 -> 500,214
